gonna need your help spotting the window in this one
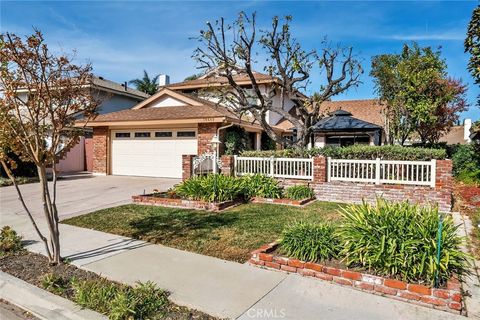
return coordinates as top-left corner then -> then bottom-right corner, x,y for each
115,132 -> 131,138
155,131 -> 173,138
134,132 -> 151,138
177,131 -> 196,138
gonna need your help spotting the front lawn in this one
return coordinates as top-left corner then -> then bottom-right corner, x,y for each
63,202 -> 344,263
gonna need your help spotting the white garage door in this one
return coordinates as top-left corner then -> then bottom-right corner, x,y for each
111,129 -> 197,178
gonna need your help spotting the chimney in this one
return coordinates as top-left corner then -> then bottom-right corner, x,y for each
124,81 -> 128,91
159,74 -> 170,87
464,118 -> 472,142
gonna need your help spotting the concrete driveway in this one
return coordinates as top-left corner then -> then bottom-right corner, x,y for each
0,174 -> 179,221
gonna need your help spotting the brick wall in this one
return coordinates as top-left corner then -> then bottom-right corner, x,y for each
198,123 -> 219,155
220,155 -> 235,176
92,127 -> 109,175
269,156 -> 453,212
182,155 -> 195,181
311,157 -> 453,212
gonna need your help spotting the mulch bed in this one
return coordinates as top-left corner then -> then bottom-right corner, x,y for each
0,251 -> 217,320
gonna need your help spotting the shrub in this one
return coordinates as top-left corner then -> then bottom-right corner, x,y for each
42,273 -> 68,295
240,145 -> 446,161
0,226 -> 23,255
338,199 -> 469,285
71,278 -> 168,320
284,185 -> 315,200
241,174 -> 283,199
174,174 -> 244,202
224,125 -> 251,155
452,144 -> 480,184
281,221 -> 340,262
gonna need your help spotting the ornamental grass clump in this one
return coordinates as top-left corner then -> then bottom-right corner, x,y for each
173,174 -> 244,202
338,199 -> 469,285
281,221 -> 340,262
241,174 -> 283,199
284,185 -> 315,200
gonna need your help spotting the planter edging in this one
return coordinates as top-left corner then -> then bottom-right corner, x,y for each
132,194 -> 242,212
249,242 -> 463,314
251,197 -> 315,207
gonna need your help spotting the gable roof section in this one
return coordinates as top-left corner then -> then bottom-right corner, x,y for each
131,88 -> 204,109
166,72 -> 277,90
91,77 -> 150,99
84,87 -> 243,125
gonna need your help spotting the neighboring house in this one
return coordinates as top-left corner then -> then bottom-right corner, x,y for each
52,76 -> 150,173
438,119 -> 472,145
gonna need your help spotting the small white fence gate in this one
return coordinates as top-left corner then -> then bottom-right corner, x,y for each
234,156 -> 314,180
327,157 -> 436,187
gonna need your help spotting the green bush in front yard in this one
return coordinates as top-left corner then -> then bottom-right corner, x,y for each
0,226 -> 23,256
284,185 -> 315,200
71,278 -> 168,320
281,221 -> 340,262
240,145 -> 446,160
240,174 -> 283,199
452,144 -> 480,185
338,199 -> 469,285
173,174 -> 244,202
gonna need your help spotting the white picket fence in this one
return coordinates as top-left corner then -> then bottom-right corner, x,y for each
234,156 -> 314,180
327,157 -> 436,187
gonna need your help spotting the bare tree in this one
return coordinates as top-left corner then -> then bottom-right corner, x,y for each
0,30 -> 100,264
193,12 -> 362,147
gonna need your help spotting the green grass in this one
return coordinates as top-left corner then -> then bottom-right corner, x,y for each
63,202 -> 344,263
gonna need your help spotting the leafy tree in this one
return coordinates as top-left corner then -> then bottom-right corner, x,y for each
371,43 -> 467,145
465,6 -> 480,106
0,30 -> 100,264
129,70 -> 159,95
193,12 -> 362,147
183,73 -> 204,81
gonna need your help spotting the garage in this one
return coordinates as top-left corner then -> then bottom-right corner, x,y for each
111,129 -> 197,178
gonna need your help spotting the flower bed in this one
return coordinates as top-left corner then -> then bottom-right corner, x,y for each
249,241 -> 463,314
132,194 -> 242,211
251,197 -> 315,207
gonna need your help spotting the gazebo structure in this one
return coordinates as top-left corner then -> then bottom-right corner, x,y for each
312,110 -> 383,147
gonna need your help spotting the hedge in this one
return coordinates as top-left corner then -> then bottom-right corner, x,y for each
240,145 -> 446,161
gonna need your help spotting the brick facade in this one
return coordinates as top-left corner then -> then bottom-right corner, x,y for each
197,123 -> 219,155
92,126 -> 109,175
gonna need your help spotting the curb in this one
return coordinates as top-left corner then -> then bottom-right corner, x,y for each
0,271 -> 107,320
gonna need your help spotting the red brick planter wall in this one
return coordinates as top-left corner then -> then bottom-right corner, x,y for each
132,194 -> 241,211
250,242 -> 463,314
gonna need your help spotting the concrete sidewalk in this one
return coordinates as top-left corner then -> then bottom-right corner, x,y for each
0,177 -> 468,319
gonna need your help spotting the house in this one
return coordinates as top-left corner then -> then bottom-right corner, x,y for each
438,119 -> 473,145
56,76 -> 150,173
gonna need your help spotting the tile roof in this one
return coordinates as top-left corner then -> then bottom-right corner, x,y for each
439,125 -> 467,145
166,72 -> 277,90
319,99 -> 385,127
89,105 -> 234,122
88,89 -> 239,123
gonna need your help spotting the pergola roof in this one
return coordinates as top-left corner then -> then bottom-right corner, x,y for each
312,110 -> 382,132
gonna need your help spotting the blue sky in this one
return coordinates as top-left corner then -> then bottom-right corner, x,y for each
2,0 -> 479,121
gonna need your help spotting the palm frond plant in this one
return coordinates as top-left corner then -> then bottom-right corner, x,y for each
129,70 -> 159,95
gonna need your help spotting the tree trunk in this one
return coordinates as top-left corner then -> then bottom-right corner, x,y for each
37,165 -> 61,264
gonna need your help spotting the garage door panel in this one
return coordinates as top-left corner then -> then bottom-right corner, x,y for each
111,131 -> 197,178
